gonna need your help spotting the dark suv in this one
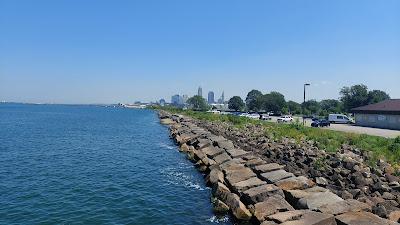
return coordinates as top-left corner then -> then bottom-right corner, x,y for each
311,119 -> 331,127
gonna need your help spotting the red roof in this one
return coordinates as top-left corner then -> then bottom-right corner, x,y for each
352,99 -> 400,114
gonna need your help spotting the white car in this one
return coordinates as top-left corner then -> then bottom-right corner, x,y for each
207,110 -> 220,114
277,115 -> 293,123
247,114 -> 260,120
239,113 -> 259,120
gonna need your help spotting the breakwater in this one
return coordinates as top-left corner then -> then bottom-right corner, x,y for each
159,111 -> 399,225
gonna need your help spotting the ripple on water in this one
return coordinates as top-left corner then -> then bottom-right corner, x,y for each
0,105 -> 231,225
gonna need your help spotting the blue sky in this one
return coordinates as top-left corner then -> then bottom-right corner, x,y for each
1,0 -> 399,104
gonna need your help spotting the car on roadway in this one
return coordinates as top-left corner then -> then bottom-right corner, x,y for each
311,119 -> 331,127
260,114 -> 272,120
277,115 -> 293,123
241,113 -> 260,120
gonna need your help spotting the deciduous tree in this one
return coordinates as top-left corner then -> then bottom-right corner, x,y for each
187,96 -> 209,111
245,89 -> 263,112
228,96 -> 245,111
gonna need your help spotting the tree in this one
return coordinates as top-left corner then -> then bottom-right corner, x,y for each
368,90 -> 390,104
302,100 -> 320,115
340,84 -> 390,112
287,101 -> 302,115
261,91 -> 286,113
340,84 -> 369,112
228,96 -> 245,111
320,99 -> 342,114
245,89 -> 263,112
187,95 -> 209,111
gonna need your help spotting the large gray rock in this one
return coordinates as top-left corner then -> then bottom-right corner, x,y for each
225,167 -> 256,185
207,168 -> 224,187
275,176 -> 315,191
219,161 -> 246,174
192,149 -> 206,162
215,139 -> 235,150
160,118 -> 175,125
267,210 -> 336,225
226,148 -> 249,158
213,152 -> 232,165
245,157 -> 266,168
335,211 -> 398,225
195,138 -> 212,149
318,199 -> 371,215
388,210 -> 400,223
254,163 -> 285,174
253,196 -> 295,223
242,184 -> 285,205
284,186 -> 330,204
260,170 -> 294,183
179,133 -> 198,143
231,177 -> 266,193
297,191 -> 344,210
213,182 -> 231,200
212,198 -> 229,213
180,143 -> 189,152
225,192 -> 252,220
202,146 -> 225,158
207,135 -> 226,143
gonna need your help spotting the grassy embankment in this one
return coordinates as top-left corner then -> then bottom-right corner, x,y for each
156,106 -> 400,167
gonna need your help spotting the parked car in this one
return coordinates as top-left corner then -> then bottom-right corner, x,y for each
269,112 -> 282,116
311,119 -> 331,127
207,110 -> 220,114
260,114 -> 272,120
311,117 -> 319,122
277,115 -> 293,123
328,114 -> 354,124
247,113 -> 260,120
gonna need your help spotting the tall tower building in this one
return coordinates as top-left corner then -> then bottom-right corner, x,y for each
182,95 -> 189,104
198,86 -> 203,97
208,91 -> 215,104
218,91 -> 225,104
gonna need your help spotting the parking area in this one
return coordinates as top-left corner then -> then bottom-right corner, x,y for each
322,123 -> 400,138
268,116 -> 400,138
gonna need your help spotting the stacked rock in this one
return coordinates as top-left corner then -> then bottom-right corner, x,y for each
159,111 -> 399,225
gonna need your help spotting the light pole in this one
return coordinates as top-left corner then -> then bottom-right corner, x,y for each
303,83 -> 310,125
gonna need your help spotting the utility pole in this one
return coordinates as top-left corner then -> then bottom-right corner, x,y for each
303,83 -> 310,126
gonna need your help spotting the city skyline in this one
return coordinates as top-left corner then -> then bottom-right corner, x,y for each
167,87 -> 225,105
1,1 -> 399,104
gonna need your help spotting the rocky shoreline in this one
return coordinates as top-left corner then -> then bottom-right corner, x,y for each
159,111 -> 400,225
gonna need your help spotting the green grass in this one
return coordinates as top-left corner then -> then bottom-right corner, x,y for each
155,106 -> 400,167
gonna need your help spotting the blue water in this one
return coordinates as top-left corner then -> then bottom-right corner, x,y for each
0,104 -> 230,225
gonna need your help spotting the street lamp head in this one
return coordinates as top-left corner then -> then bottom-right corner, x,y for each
305,83 -> 311,86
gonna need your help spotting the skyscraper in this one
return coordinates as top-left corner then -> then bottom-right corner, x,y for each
218,91 -> 225,104
208,91 -> 215,104
198,86 -> 203,97
171,95 -> 180,105
182,95 -> 188,104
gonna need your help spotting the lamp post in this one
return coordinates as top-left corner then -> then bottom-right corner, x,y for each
303,83 -> 310,125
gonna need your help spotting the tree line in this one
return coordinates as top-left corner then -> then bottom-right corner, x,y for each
227,84 -> 390,116
185,84 -> 390,115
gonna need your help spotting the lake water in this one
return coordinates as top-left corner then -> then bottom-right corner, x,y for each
0,104 -> 231,225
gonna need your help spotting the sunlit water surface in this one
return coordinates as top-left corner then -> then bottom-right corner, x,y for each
0,104 -> 231,225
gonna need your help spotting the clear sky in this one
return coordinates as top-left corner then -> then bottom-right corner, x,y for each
1,0 -> 399,104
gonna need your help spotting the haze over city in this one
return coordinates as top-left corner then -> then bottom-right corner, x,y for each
1,0 -> 399,104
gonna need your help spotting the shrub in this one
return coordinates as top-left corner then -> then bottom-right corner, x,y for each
160,108 -> 400,165
389,136 -> 400,153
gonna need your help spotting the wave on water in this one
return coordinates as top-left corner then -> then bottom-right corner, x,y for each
158,142 -> 176,150
207,215 -> 230,223
160,167 -> 206,191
